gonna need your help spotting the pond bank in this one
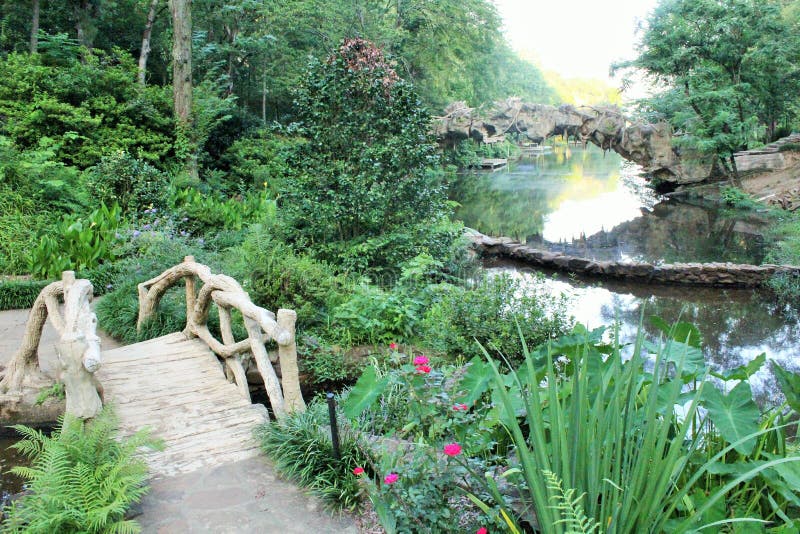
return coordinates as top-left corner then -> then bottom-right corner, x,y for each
469,230 -> 800,287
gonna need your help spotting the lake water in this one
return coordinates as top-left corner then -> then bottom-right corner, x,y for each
451,146 -> 768,264
451,145 -> 799,401
1,435 -> 26,502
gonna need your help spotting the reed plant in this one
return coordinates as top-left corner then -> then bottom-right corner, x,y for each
482,324 -> 800,533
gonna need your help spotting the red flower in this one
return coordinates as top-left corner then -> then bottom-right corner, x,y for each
389,342 -> 398,350
477,528 -> 488,534
452,403 -> 468,411
353,467 -> 365,475
384,472 -> 399,484
443,443 -> 462,457
415,364 -> 431,374
413,355 -> 429,365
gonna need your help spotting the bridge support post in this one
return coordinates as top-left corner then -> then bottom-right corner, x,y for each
277,309 -> 305,413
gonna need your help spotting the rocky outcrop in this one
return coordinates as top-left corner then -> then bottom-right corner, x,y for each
434,99 -> 716,185
469,231 -> 799,287
734,133 -> 800,175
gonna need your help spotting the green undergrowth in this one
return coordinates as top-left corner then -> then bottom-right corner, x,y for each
0,279 -> 51,311
1,406 -> 162,533
257,400 -> 375,512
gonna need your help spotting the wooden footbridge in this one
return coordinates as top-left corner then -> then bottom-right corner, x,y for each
0,257 -> 306,477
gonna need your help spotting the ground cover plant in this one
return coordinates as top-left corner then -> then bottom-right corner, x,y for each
1,407 -> 161,533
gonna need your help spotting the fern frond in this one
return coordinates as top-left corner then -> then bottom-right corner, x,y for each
544,470 -> 601,534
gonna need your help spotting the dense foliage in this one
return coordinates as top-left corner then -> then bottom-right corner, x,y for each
339,323 -> 800,532
621,0 -> 800,176
1,408 -> 160,533
279,39 -> 460,275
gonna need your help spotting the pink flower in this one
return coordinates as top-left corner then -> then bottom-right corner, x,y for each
443,443 -> 462,457
384,472 -> 399,485
477,528 -> 488,534
413,355 -> 429,365
452,403 -> 468,411
389,342 -> 398,350
415,364 -> 431,374
353,467 -> 364,475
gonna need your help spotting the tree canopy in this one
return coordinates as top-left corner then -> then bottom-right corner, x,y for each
620,0 -> 800,176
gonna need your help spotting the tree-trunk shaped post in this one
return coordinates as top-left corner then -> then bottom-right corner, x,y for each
0,271 -> 103,420
183,255 -> 197,338
277,309 -> 305,413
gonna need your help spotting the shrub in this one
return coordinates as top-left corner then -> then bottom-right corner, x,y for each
239,226 -> 348,329
169,187 -> 276,234
1,407 -> 160,533
419,273 -> 572,361
257,400 -> 375,511
0,279 -> 50,311
279,38 -> 458,276
82,152 -> 170,216
28,203 -> 122,280
720,186 -> 759,209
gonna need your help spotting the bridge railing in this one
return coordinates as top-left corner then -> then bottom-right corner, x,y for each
136,256 -> 305,418
0,271 -> 103,420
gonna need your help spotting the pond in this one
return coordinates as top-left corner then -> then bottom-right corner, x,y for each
1,435 -> 26,502
451,146 -> 769,264
451,145 -> 799,397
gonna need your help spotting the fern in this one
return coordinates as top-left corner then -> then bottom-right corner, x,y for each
1,406 -> 162,533
543,470 -> 601,534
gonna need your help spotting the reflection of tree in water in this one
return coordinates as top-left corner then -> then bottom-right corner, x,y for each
597,285 -> 799,372
450,146 -> 624,240
545,200 -> 767,264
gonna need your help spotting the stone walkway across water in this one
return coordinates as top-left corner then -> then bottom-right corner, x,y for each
136,456 -> 358,533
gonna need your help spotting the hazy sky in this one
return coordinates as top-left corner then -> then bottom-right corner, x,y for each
494,0 -> 660,82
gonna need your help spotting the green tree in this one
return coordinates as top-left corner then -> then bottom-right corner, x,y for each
621,0 -> 800,178
278,38 -> 459,276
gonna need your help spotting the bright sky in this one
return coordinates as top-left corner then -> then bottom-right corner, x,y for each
494,0 -> 660,83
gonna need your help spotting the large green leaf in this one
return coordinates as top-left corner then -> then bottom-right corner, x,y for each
645,339 -> 706,376
342,366 -> 390,419
702,381 -> 760,455
772,363 -> 800,414
454,356 -> 492,406
711,353 -> 766,382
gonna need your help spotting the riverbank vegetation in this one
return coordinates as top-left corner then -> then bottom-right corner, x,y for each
3,0 -> 800,531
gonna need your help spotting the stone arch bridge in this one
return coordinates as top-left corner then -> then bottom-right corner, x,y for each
433,98 -> 714,186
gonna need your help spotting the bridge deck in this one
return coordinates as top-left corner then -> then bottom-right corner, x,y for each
97,332 -> 267,477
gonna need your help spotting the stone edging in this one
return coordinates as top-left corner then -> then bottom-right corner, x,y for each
468,232 -> 800,287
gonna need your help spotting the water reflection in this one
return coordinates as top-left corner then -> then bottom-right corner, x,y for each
1,436 -> 25,500
451,145 -> 768,264
490,262 -> 800,404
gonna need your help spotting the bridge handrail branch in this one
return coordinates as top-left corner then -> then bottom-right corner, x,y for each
136,256 -> 305,418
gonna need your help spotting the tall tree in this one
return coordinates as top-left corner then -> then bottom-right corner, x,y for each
621,0 -> 800,178
169,0 -> 197,179
137,0 -> 161,85
30,0 -> 39,52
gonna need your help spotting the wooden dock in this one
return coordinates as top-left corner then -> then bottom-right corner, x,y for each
480,158 -> 508,169
97,332 -> 268,477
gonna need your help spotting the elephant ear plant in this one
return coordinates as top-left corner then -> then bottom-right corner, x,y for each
481,322 -> 800,533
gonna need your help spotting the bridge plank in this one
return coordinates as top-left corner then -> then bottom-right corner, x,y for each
100,333 -> 268,478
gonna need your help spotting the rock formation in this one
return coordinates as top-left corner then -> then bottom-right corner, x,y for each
434,98 -> 716,185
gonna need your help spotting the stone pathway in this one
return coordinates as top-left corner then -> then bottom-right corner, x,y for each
136,455 -> 358,533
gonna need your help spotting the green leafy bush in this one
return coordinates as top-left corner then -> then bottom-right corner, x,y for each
0,51 -> 175,170
28,204 -> 121,280
170,187 -> 275,234
0,279 -> 50,311
257,400 -> 375,511
82,152 -> 170,215
279,38 -> 459,275
720,186 -> 759,209
1,407 -> 160,533
419,273 -> 572,361
240,226 -> 348,329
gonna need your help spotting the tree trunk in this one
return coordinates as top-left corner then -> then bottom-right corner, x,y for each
169,0 -> 197,180
74,0 -> 97,51
138,0 -> 160,85
30,0 -> 39,53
